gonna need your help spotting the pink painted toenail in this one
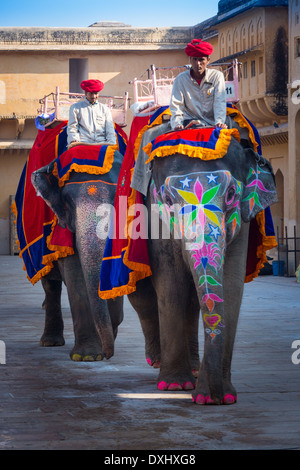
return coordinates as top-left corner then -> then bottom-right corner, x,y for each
205,396 -> 215,404
194,394 -> 206,405
168,383 -> 182,391
157,381 -> 168,390
146,358 -> 153,366
183,381 -> 194,390
223,394 -> 237,405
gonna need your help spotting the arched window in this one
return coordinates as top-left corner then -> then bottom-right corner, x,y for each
227,31 -> 233,55
257,17 -> 263,44
241,25 -> 247,50
249,21 -> 255,48
233,28 -> 239,53
220,33 -> 225,57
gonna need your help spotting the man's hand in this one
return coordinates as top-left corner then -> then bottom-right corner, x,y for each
174,124 -> 184,130
216,122 -> 228,129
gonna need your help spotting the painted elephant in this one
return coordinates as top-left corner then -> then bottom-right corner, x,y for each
128,123 -> 277,405
32,154 -> 124,361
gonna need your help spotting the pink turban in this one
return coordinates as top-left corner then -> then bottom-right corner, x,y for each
81,79 -> 104,93
185,39 -> 213,57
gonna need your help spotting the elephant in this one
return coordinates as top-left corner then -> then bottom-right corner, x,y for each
31,152 -> 124,362
127,122 -> 278,405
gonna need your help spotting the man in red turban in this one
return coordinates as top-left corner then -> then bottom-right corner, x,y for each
80,79 -> 104,94
67,78 -> 116,146
169,39 -> 227,130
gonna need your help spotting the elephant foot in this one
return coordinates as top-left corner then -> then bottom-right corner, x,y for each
223,394 -> 237,405
71,353 -> 104,362
70,342 -> 104,362
192,393 -> 237,405
158,381 -> 195,391
40,333 -> 65,347
147,357 -> 161,368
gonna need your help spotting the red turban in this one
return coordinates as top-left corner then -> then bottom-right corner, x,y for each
185,39 -> 213,57
81,79 -> 104,93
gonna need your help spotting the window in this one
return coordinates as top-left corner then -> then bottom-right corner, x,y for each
257,17 -> 263,44
233,28 -> 239,53
227,31 -> 232,55
243,62 -> 248,79
69,59 -> 88,93
259,57 -> 263,74
297,38 -> 300,57
220,34 -> 225,57
249,21 -> 255,48
251,60 -> 256,77
241,25 -> 247,50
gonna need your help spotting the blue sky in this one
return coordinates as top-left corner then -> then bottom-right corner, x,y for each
0,0 -> 220,28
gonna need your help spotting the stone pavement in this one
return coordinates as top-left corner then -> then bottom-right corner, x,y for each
0,255 -> 299,451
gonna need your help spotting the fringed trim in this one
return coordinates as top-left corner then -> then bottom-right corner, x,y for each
144,128 -> 240,163
133,108 -> 172,163
27,263 -> 54,285
226,107 -> 259,153
122,186 -> 152,275
11,200 -> 21,253
244,210 -> 278,283
42,216 -> 75,266
52,145 -> 117,188
98,269 -> 152,299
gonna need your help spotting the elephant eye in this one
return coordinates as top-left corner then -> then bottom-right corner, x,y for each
226,186 -> 236,205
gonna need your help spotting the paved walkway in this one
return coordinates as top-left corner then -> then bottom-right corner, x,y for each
0,255 -> 299,450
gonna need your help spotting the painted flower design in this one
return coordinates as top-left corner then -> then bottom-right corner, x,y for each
87,184 -> 98,196
176,179 -> 222,235
202,293 -> 224,314
243,165 -> 271,214
192,241 -> 221,271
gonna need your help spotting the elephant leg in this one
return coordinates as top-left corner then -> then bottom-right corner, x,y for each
128,277 -> 161,368
58,255 -> 104,362
40,276 -> 65,347
150,241 -> 196,391
221,221 -> 250,403
184,285 -> 200,377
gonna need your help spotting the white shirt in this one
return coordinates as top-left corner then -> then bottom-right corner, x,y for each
169,68 -> 227,129
67,98 -> 116,146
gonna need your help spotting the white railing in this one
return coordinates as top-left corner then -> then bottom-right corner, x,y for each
130,59 -> 240,113
38,88 -> 129,127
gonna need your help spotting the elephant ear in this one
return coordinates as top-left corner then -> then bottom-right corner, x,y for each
31,164 -> 69,229
241,148 -> 278,222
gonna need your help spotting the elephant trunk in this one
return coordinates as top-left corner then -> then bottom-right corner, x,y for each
186,219 -> 227,403
75,200 -> 115,359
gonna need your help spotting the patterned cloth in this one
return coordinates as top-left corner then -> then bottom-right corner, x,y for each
143,126 -> 240,162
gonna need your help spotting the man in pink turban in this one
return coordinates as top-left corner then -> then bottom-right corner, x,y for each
67,79 -> 116,146
170,39 -> 227,130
